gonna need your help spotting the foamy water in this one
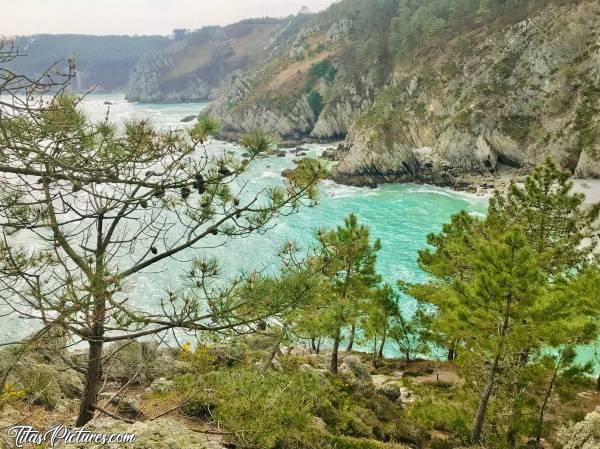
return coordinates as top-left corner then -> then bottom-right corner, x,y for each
0,93 -> 489,352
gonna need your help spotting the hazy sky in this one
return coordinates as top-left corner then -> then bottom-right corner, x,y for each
3,0 -> 338,36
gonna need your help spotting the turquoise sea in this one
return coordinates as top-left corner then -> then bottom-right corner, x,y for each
14,94 -> 597,368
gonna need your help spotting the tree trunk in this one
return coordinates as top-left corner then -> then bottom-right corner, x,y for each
378,327 -> 387,359
448,340 -> 457,361
346,323 -> 356,352
536,359 -> 561,443
76,339 -> 103,426
316,338 -> 321,355
471,292 -> 512,445
372,337 -> 378,368
311,338 -> 317,353
471,351 -> 501,445
331,331 -> 341,374
596,374 -> 600,391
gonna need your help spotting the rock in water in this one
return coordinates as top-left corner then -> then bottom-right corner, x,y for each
181,115 -> 197,123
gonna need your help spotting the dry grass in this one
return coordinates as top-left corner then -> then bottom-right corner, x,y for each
267,51 -> 333,90
163,24 -> 280,82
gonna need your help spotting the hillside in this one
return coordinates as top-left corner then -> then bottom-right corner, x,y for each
5,34 -> 169,92
8,0 -> 600,186
205,0 -> 397,141
124,17 -> 313,102
201,0 -> 600,186
336,0 -> 600,187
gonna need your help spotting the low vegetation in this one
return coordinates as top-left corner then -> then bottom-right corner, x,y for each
1,16 -> 600,449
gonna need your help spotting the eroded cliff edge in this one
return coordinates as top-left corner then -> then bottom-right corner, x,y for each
335,1 -> 600,187
131,0 -> 600,187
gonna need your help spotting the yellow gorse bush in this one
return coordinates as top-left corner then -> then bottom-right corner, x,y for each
179,342 -> 216,374
0,383 -> 26,406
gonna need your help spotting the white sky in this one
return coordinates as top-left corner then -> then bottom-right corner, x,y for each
2,0 -> 338,36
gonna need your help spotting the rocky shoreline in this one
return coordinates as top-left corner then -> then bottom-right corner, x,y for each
219,131 -> 599,199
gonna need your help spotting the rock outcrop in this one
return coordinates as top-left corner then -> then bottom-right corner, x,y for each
0,330 -> 85,410
52,418 -> 227,449
203,0 -> 600,186
336,1 -> 600,186
558,407 -> 600,449
338,355 -> 373,388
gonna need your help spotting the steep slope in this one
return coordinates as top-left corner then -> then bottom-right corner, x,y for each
206,0 -> 398,141
5,34 -> 169,92
125,17 -> 312,103
203,0 -> 600,184
336,0 -> 600,186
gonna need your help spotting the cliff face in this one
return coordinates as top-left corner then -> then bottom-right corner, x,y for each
125,18 -> 310,103
206,1 -> 400,141
335,0 -> 600,185
6,35 -> 169,92
126,0 -> 600,183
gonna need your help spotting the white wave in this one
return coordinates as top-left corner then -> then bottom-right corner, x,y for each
407,184 -> 490,203
468,211 -> 487,218
258,171 -> 279,179
407,187 -> 457,199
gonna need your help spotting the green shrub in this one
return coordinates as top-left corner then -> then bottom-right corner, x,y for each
307,90 -> 324,117
22,364 -> 62,409
309,59 -> 337,83
316,433 -> 406,449
409,398 -> 470,439
184,368 -> 325,449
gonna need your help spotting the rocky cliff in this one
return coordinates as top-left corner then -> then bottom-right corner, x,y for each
335,0 -> 600,187
125,17 -> 311,103
205,1 -> 397,142
122,0 -> 600,184
203,0 -> 600,185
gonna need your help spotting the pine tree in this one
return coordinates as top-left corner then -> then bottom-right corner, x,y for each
408,159 -> 600,445
315,214 -> 382,373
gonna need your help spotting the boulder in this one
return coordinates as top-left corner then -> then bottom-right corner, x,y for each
0,405 -> 23,449
558,407 -> 600,449
105,341 -> 153,383
148,377 -> 176,394
207,343 -> 244,366
111,396 -> 142,417
271,358 -> 283,372
338,355 -> 372,388
53,418 -> 227,449
20,364 -> 63,409
0,332 -> 84,409
105,341 -> 187,383
376,382 -> 403,402
181,115 -> 197,123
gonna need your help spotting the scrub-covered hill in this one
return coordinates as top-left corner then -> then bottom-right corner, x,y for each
124,16 -> 313,103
